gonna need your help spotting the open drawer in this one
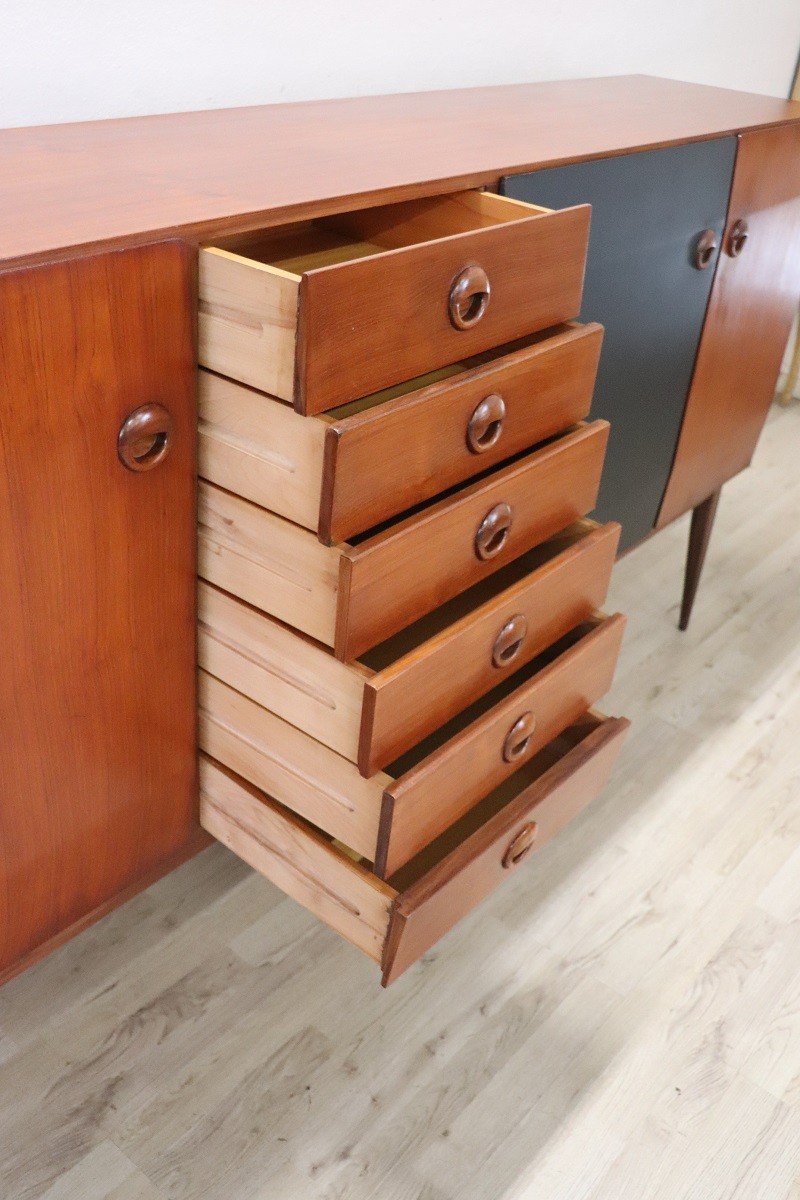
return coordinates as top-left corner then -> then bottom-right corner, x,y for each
198,190 -> 591,414
198,419 -> 609,661
200,711 -> 629,985
200,611 -> 626,878
198,518 -> 621,776
199,322 -> 604,544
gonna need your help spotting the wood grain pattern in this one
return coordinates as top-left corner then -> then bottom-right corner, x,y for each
197,581 -> 367,761
361,520 -> 621,773
198,423 -> 609,661
321,322 -> 603,543
381,714 -> 630,985
376,613 -> 627,878
199,523 -> 620,775
340,420 -> 609,661
197,248 -> 299,401
198,368 -> 326,529
197,323 -> 602,544
198,614 -> 624,876
0,243 -> 198,980
197,480 -> 340,646
199,670 -> 388,861
3,76 -> 800,264
199,756 -> 393,961
658,123 -> 800,525
295,201 -> 590,413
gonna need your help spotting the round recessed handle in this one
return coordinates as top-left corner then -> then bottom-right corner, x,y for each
118,403 -> 173,472
449,264 -> 491,331
727,218 -> 749,258
693,229 -> 718,270
502,821 -> 539,869
466,393 -> 506,454
491,613 -> 528,669
502,711 -> 537,764
475,502 -> 513,561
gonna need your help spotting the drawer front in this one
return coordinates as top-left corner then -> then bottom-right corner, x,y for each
322,323 -> 604,543
361,520 -> 620,774
341,420 -> 610,662
199,612 -> 624,873
298,203 -> 590,413
381,713 -> 630,984
376,612 -> 626,877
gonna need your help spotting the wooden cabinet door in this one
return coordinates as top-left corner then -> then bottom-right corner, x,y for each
658,124 -> 800,526
0,242 -> 200,982
501,139 -> 737,549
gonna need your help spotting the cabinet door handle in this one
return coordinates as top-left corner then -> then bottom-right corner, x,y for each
502,822 -> 539,869
502,711 -> 536,763
449,264 -> 491,330
475,502 -> 513,561
491,613 -> 528,669
118,403 -> 172,472
693,229 -> 718,270
727,218 -> 749,258
466,393 -> 506,454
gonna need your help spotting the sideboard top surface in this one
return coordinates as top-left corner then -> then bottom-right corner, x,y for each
2,75 -> 800,264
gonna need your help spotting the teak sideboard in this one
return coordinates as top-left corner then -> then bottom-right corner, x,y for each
2,75 -> 800,986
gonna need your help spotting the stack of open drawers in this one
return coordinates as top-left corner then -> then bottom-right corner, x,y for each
196,189 -> 629,985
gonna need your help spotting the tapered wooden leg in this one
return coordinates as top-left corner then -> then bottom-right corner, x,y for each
779,314 -> 800,405
679,489 -> 721,631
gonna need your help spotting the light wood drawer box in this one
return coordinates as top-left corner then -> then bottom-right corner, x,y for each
198,420 -> 610,661
199,322 -> 604,544
198,190 -> 591,415
200,611 -> 625,879
200,711 -> 629,985
198,518 -> 621,776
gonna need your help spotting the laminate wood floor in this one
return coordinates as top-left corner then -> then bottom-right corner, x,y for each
2,405 -> 800,1200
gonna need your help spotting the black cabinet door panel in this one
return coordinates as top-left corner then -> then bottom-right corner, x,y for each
501,138 -> 736,549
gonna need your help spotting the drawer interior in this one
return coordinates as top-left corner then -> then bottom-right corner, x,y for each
211,191 -> 552,278
359,518 -> 603,673
383,615 -> 607,780
386,712 -> 607,890
320,326 -> 573,423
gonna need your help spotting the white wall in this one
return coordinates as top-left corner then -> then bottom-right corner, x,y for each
1,0 -> 799,129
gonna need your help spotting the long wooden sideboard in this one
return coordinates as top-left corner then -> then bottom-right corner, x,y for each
1,75 -> 799,986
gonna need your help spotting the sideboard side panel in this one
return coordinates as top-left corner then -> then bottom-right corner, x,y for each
0,243 -> 199,978
658,123 -> 800,527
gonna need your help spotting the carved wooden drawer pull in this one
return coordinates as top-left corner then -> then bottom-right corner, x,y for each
449,264 -> 491,330
502,711 -> 537,763
466,393 -> 506,453
475,501 -> 513,560
491,613 -> 528,669
502,821 -> 539,869
727,218 -> 749,258
693,228 -> 718,270
118,403 -> 173,472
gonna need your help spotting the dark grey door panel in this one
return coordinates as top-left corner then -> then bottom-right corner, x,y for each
501,138 -> 736,549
